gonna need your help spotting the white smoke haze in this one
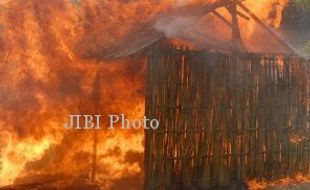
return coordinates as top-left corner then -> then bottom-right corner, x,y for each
173,0 -> 190,7
154,15 -> 195,38
151,1 -> 297,53
152,2 -> 219,48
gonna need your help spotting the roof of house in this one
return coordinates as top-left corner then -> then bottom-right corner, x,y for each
75,1 -> 297,60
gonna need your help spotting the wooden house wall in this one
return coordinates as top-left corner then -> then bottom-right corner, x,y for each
144,46 -> 310,190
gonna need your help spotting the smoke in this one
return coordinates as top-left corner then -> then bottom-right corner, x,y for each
173,0 -> 190,7
152,0 -> 296,53
280,1 -> 310,56
154,14 -> 194,38
0,0 -> 306,188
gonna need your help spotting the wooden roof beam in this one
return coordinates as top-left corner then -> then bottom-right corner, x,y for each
237,1 -> 297,54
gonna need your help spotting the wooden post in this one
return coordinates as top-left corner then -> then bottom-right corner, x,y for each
237,2 -> 297,54
91,71 -> 101,183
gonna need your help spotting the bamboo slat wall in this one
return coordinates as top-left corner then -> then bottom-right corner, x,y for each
144,46 -> 310,190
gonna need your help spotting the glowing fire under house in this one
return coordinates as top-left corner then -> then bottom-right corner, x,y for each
101,1 -> 310,189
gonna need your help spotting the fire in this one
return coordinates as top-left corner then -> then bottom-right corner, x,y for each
243,0 -> 288,28
0,0 -> 295,189
1,132 -> 55,185
0,0 -> 147,188
248,173 -> 310,190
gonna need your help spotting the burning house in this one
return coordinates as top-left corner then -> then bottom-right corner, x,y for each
144,48 -> 310,189
94,0 -> 310,189
0,0 -> 310,190
141,2 -> 310,190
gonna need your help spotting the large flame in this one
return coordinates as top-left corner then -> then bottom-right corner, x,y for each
0,0 -> 292,189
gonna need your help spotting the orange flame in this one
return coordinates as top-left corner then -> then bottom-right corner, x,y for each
0,0 -> 291,189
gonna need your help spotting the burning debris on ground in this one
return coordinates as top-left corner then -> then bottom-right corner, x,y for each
0,0 -> 309,190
